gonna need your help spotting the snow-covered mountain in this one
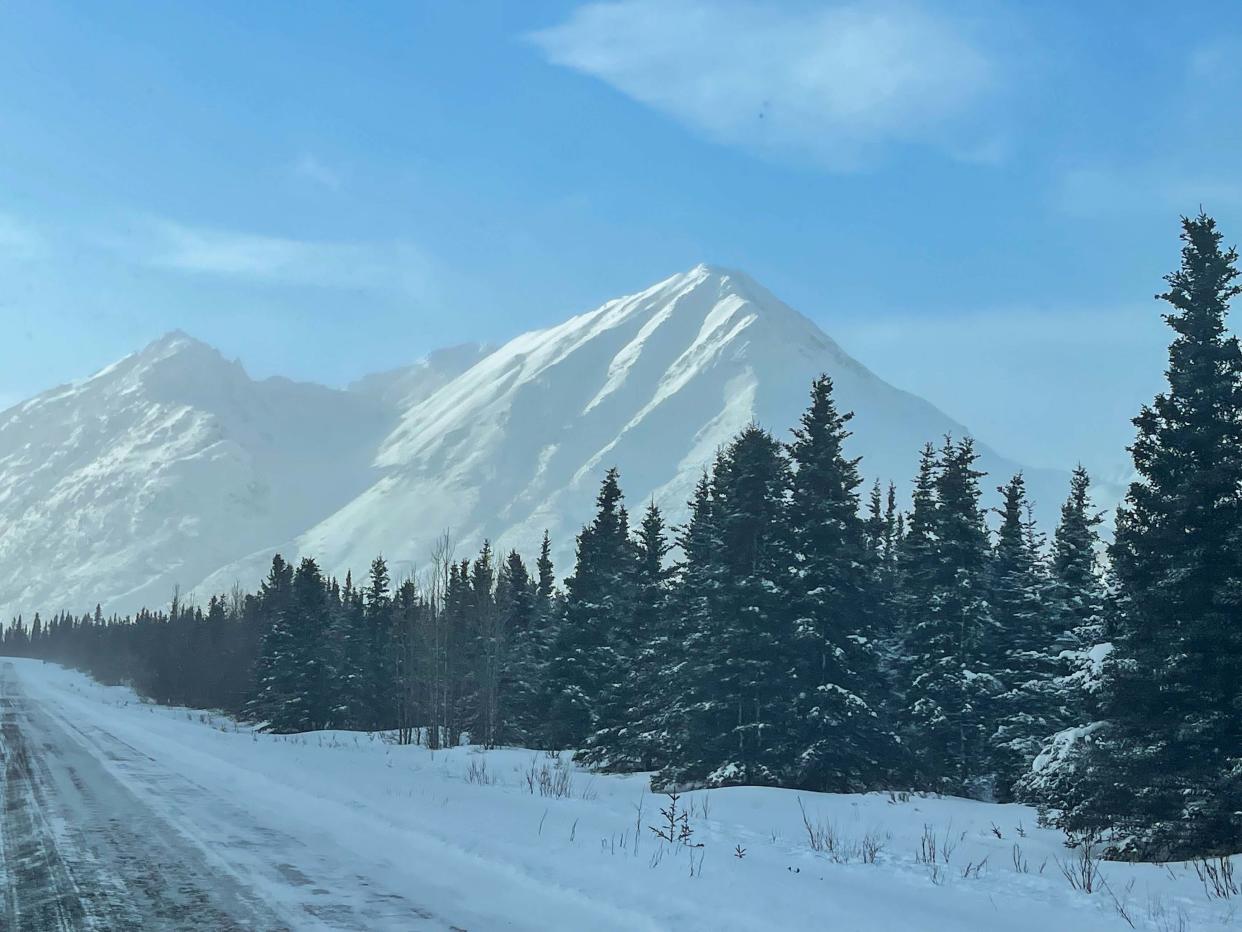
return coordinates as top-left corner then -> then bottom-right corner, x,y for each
0,334 -> 462,622
2,266 -> 1077,619
201,265 -> 1072,594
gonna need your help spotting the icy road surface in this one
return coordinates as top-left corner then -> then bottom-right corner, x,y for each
0,658 -> 1228,932
0,662 -> 454,931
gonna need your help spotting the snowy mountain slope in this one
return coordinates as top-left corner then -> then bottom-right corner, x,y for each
0,333 -> 395,621
347,342 -> 490,408
200,265 -> 1073,593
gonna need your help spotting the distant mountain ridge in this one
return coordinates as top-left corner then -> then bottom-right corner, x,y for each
1,267 -> 1078,619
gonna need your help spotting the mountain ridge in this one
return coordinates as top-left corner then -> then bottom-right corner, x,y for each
1,266 -> 1081,618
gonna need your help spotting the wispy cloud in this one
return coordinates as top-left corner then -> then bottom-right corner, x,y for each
527,0 -> 998,170
292,153 -> 342,191
109,218 -> 433,297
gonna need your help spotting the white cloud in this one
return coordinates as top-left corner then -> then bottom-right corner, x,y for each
292,153 -> 342,191
527,0 -> 997,169
111,218 -> 433,297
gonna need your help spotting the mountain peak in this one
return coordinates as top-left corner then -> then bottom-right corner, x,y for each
139,329 -> 215,359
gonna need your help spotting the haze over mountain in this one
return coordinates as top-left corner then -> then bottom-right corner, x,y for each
1,266 -> 1080,620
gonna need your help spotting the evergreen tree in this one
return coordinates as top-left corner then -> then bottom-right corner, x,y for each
1047,466 -> 1108,704
497,549 -> 539,743
363,556 -> 394,729
545,468 -> 636,750
467,542 -> 504,747
784,376 -> 901,790
332,571 -> 369,729
251,557 -> 332,733
1014,466 -> 1107,812
246,555 -> 294,723
581,499 -> 672,769
903,438 -> 998,796
889,443 -> 939,734
393,577 -> 421,745
987,474 -> 1054,800
1068,214 -> 1242,858
535,530 -> 556,613
659,427 -> 794,788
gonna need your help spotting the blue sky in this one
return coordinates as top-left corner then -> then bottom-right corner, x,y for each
1,0 -> 1240,476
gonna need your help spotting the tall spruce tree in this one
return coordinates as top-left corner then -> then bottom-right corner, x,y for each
246,555 -> 294,724
784,376 -> 901,790
535,530 -> 556,614
467,542 -> 503,747
253,558 -> 333,733
903,437 -> 998,796
890,443 -> 939,739
1047,466 -> 1108,706
651,471 -> 717,784
581,499 -> 673,769
545,468 -> 636,750
497,549 -> 539,744
1014,466 -> 1107,812
987,473 -> 1054,800
363,557 -> 394,729
333,570 -> 369,728
1069,214 -> 1242,858
659,426 -> 795,788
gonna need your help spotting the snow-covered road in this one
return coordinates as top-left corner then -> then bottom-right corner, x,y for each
0,662 -> 453,931
0,658 -> 1228,932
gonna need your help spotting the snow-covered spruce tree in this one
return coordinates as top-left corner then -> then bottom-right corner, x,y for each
1014,465 -> 1110,816
245,554 -> 294,724
865,479 -> 903,652
363,556 -> 395,729
332,570 -> 370,729
535,530 -> 556,618
256,558 -> 334,733
1046,466 -> 1108,695
467,542 -> 504,748
870,481 -> 904,714
986,473 -> 1057,801
441,559 -> 475,747
650,471 -> 717,785
496,548 -> 538,745
657,426 -> 796,789
903,438 -> 999,797
784,375 -> 902,790
1064,214 -> 1242,859
393,578 -> 421,746
581,500 -> 674,770
889,443 -> 939,765
544,468 -> 636,751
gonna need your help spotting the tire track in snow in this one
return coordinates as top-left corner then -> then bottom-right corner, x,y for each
0,663 -> 291,930
1,674 -> 89,930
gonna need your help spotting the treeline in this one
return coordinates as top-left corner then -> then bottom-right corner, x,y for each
0,392 -> 1101,800
6,214 -> 1241,863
